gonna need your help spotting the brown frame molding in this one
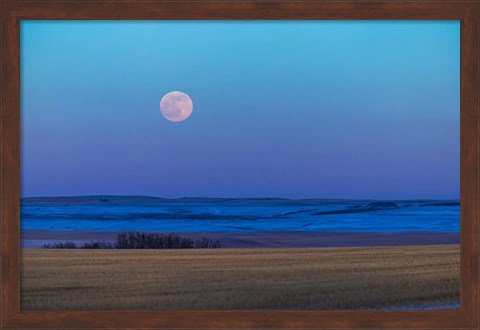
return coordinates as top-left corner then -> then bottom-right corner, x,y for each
1,1 -> 479,329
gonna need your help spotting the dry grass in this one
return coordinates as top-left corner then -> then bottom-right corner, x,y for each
21,245 -> 459,310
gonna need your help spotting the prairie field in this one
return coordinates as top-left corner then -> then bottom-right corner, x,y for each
21,244 -> 459,310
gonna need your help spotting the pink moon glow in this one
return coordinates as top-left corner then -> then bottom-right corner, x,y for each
160,91 -> 193,122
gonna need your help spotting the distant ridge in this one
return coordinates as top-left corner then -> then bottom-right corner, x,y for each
21,195 -> 299,206
21,195 -> 167,204
21,195 -> 460,205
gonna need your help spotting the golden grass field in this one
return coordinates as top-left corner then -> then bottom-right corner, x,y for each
21,244 -> 459,310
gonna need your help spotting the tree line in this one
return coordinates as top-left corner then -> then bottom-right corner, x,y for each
42,232 -> 222,249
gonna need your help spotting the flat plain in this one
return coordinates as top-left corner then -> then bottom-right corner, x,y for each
21,244 -> 460,310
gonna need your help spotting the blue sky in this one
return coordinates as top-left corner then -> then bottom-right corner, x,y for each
21,20 -> 460,199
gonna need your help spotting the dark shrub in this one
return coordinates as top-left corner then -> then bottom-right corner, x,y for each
41,233 -> 222,249
42,241 -> 77,249
115,232 -> 196,249
114,232 -> 221,249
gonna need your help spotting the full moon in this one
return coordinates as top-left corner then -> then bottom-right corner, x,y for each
160,91 -> 193,122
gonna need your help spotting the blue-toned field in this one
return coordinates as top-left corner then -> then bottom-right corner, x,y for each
20,195 -> 459,248
21,196 -> 459,232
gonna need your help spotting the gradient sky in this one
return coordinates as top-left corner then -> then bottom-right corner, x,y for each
21,21 -> 460,199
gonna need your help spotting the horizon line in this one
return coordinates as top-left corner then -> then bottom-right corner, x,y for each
20,194 -> 461,202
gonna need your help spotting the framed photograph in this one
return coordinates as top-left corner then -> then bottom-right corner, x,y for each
1,1 -> 479,329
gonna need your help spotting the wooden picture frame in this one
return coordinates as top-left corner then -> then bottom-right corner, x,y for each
1,1 -> 478,329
